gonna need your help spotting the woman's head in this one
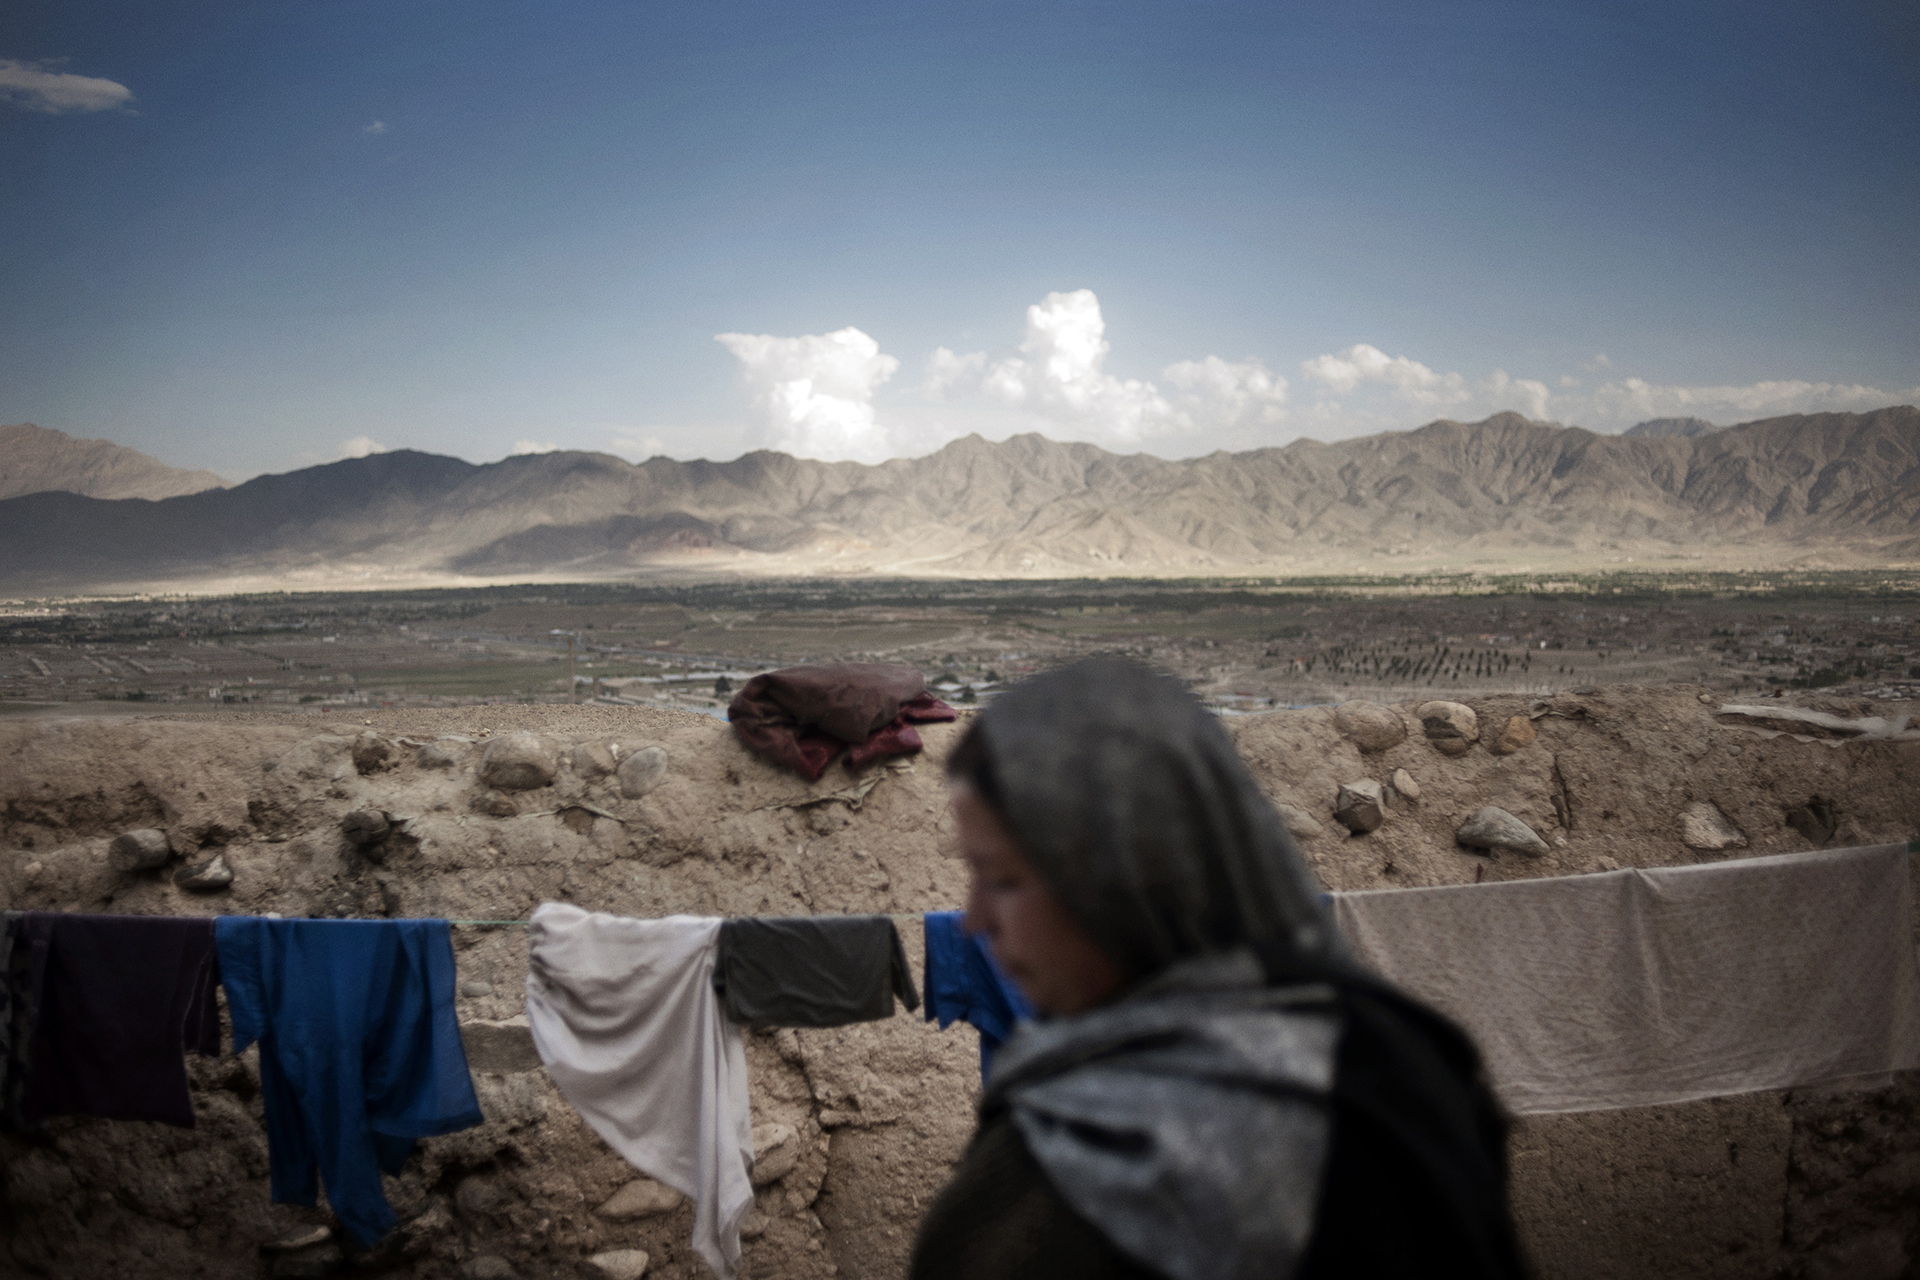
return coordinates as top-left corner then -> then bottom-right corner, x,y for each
949,656 -> 1335,1010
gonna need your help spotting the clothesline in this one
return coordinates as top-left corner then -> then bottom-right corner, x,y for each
448,911 -> 933,927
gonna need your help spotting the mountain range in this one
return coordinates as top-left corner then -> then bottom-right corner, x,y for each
1,407 -> 1915,593
0,424 -> 228,502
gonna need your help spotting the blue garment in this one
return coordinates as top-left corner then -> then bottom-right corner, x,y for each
215,918 -> 484,1248
921,912 -> 1034,1081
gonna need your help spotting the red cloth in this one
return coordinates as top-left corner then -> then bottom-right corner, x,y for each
728,664 -> 957,780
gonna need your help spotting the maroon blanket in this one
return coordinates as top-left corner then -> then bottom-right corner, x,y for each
728,663 -> 957,780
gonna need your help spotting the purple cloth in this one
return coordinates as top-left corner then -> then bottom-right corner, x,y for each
18,912 -> 222,1128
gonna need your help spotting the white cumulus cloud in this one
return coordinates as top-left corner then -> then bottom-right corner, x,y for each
364,120 -> 388,135
339,436 -> 386,459
715,326 -> 900,462
967,290 -> 1173,442
1300,344 -> 1467,402
510,439 -> 559,455
0,59 -> 132,114
1161,356 -> 1289,430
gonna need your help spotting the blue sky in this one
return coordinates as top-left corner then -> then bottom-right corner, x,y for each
3,1 -> 1917,476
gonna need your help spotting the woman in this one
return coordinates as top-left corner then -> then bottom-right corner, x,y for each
910,658 -> 1528,1280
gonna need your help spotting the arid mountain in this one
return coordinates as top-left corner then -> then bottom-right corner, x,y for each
1623,417 -> 1723,439
0,423 -> 229,502
1,407 -> 1915,591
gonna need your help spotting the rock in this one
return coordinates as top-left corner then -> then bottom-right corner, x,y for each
261,1226 -> 332,1252
1275,804 -> 1325,840
1390,768 -> 1421,802
477,791 -> 520,818
617,745 -> 669,799
460,1017 -> 543,1075
459,979 -> 494,997
456,1173 -> 503,1216
572,742 -> 617,778
1417,700 -> 1479,755
740,1209 -> 770,1240
352,732 -> 392,774
1490,715 -> 1537,755
463,1258 -> 518,1280
1333,701 -> 1407,752
418,738 -> 469,769
173,853 -> 233,892
751,1122 -> 799,1186
481,732 -> 558,791
1679,800 -> 1748,851
340,808 -> 390,845
595,1178 -> 684,1220
108,827 -> 172,872
1333,780 -> 1387,834
587,1250 -> 651,1280
1456,806 -> 1550,857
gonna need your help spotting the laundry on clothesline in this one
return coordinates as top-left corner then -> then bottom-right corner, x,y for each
727,662 -> 956,780
525,904 -> 754,1280
3,911 -> 220,1132
715,914 -> 919,1029
216,917 -> 484,1248
921,910 -> 1032,1080
1332,841 -> 1920,1114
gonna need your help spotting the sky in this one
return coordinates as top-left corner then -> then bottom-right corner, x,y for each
3,1 -> 1917,479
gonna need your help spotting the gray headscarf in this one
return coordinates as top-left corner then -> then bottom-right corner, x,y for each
953,658 -> 1349,1280
952,655 -> 1342,983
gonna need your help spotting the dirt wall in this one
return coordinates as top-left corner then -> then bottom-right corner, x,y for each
1,686 -> 1916,1280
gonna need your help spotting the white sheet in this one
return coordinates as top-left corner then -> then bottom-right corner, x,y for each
1334,843 -> 1920,1113
525,904 -> 753,1278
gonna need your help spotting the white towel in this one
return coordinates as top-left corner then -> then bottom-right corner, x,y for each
1333,843 -> 1920,1114
525,904 -> 754,1278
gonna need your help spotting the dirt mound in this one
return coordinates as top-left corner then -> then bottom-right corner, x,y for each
1,687 -> 1916,1279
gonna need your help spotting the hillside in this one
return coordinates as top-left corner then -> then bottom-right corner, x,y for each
0,407 -> 1915,592
0,423 -> 229,502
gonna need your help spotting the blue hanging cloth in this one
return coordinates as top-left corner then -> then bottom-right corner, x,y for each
921,911 -> 1034,1082
215,918 -> 484,1248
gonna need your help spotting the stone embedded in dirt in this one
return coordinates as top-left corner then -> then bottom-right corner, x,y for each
1680,800 -> 1748,851
739,1209 -> 771,1240
1456,806 -> 1550,857
1333,701 -> 1407,752
340,808 -> 390,845
750,1122 -> 800,1186
107,827 -> 172,872
595,1178 -> 684,1221
1334,780 -> 1387,834
460,1017 -> 542,1075
587,1250 -> 650,1280
261,1226 -> 333,1253
1275,804 -> 1325,840
617,745 -> 670,800
480,732 -> 558,791
459,979 -> 494,997
352,732 -> 392,774
418,738 -> 469,769
172,853 -> 233,892
572,742 -> 616,778
477,791 -> 520,818
456,1173 -> 504,1216
1417,701 -> 1480,755
1491,715 -> 1537,755
1390,768 -> 1421,802
463,1258 -> 518,1280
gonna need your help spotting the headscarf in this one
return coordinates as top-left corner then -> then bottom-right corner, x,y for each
950,658 -> 1526,1280
950,655 -> 1340,984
